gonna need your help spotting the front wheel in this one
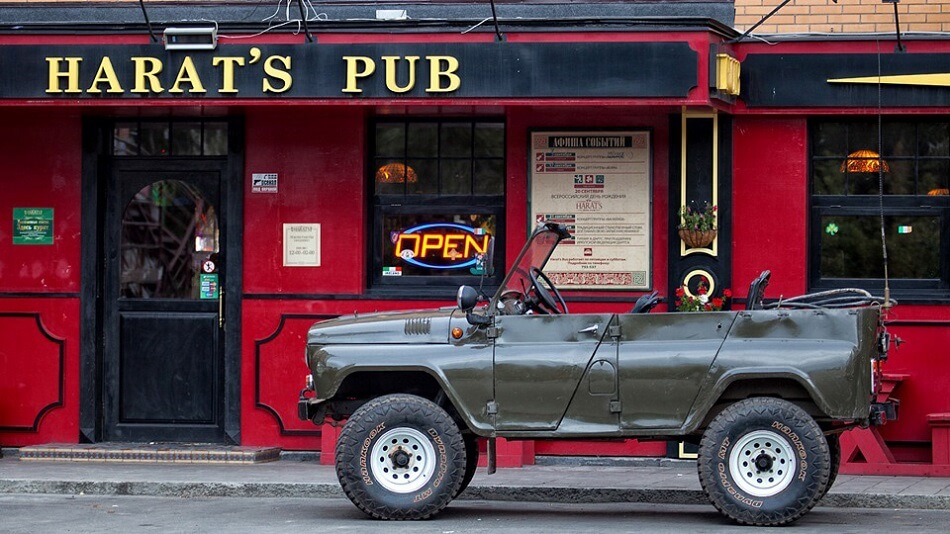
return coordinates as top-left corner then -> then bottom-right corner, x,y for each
697,397 -> 830,526
335,394 -> 466,520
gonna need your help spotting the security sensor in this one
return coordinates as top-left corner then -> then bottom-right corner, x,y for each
163,26 -> 218,51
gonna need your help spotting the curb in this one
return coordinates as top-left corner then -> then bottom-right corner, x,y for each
3,478 -> 950,510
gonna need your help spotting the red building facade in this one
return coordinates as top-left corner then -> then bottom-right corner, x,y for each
1,2 -> 948,475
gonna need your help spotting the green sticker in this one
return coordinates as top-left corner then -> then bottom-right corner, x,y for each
199,273 -> 219,299
825,223 -> 839,236
13,208 -> 54,245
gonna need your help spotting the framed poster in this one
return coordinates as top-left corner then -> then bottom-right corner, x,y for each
529,130 -> 652,290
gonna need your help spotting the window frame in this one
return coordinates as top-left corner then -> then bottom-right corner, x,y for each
368,118 -> 506,294
808,118 -> 950,301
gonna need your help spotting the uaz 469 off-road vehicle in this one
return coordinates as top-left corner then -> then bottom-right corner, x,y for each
298,222 -> 897,526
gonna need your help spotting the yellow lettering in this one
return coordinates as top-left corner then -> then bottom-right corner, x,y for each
443,234 -> 463,257
45,57 -> 83,94
168,57 -> 206,94
395,234 -> 420,258
131,57 -> 163,94
212,57 -> 245,94
262,55 -> 292,93
342,56 -> 375,93
86,57 -> 124,94
463,235 -> 490,258
426,56 -> 460,93
382,56 -> 418,93
420,234 -> 444,257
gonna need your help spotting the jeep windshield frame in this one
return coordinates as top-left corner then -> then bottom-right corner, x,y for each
489,223 -> 571,314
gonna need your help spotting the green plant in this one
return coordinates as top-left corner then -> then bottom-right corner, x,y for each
675,277 -> 731,312
679,202 -> 718,232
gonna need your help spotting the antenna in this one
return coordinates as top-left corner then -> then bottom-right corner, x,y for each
875,40 -> 892,310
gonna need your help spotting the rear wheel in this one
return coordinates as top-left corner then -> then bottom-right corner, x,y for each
822,434 -> 841,498
335,394 -> 466,520
697,397 -> 830,526
455,434 -> 479,497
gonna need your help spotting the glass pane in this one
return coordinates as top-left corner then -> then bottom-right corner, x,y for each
171,122 -> 202,156
113,122 -> 138,156
407,159 -> 438,194
381,213 -> 497,277
813,160 -> 844,195
882,122 -> 915,157
121,180 -> 219,299
407,123 -> 438,157
812,122 -> 847,157
820,214 -> 939,279
440,123 -> 472,158
375,123 -> 405,158
475,122 -> 504,157
847,122 -> 880,154
203,122 -> 228,156
919,123 -> 949,157
920,160 -> 950,195
374,159 -> 408,195
474,159 -> 505,195
139,122 -> 170,156
440,160 -> 472,195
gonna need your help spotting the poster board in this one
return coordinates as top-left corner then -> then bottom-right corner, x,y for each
529,131 -> 651,290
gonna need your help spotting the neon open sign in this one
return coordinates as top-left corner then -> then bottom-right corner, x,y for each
394,223 -> 491,270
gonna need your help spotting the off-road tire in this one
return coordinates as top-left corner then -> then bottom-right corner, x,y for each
822,434 -> 841,499
454,434 -> 479,498
335,394 -> 466,520
697,397 -> 830,526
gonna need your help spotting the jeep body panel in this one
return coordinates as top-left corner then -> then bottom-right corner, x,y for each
300,223 -> 884,442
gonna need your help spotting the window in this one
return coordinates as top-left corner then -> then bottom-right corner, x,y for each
370,119 -> 505,291
810,119 -> 950,298
113,120 -> 228,156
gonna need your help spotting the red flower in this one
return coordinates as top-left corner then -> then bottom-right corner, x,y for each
704,304 -> 711,311
712,297 -> 723,308
723,288 -> 733,298
675,287 -> 684,297
697,285 -> 707,296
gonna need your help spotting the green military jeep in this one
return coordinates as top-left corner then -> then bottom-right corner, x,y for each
298,222 -> 896,526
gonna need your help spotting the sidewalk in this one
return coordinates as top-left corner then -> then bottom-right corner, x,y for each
3,453 -> 950,510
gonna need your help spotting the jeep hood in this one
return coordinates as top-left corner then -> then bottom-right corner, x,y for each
307,308 -> 461,345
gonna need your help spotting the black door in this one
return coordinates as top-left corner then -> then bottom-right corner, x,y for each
102,160 -> 229,442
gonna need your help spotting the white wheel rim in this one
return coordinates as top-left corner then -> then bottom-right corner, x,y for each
370,427 -> 437,493
729,429 -> 798,497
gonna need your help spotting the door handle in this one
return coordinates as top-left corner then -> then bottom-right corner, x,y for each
578,325 -> 598,336
219,286 -> 224,329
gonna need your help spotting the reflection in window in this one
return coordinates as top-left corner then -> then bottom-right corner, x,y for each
113,120 -> 228,156
120,180 -> 218,299
810,118 -> 950,294
371,119 -> 505,289
819,215 -> 939,280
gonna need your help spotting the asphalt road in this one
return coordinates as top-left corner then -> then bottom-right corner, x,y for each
4,494 -> 950,534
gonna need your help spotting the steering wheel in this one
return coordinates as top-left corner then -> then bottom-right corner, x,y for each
528,267 -> 568,314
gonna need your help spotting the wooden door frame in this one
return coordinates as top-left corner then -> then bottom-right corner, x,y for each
79,117 -> 244,444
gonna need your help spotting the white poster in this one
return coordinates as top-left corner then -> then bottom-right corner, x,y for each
283,223 -> 321,267
530,131 -> 651,290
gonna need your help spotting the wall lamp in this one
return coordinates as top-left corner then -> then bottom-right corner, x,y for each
163,26 -> 218,51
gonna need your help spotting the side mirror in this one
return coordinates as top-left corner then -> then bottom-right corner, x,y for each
457,285 -> 490,326
457,285 -> 479,311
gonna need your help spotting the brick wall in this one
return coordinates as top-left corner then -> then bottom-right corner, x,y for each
735,0 -> 950,34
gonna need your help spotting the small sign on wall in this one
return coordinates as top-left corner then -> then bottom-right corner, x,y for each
252,173 -> 278,193
13,207 -> 54,245
283,223 -> 321,267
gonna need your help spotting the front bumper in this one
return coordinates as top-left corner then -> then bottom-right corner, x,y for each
297,374 -> 326,423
